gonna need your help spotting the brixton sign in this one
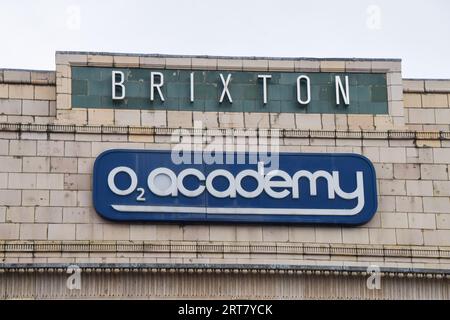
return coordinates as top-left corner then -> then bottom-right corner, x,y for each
93,150 -> 378,225
72,67 -> 389,114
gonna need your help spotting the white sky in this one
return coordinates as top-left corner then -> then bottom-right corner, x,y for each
0,0 -> 449,78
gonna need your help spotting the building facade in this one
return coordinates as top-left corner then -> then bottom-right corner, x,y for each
0,52 -> 450,299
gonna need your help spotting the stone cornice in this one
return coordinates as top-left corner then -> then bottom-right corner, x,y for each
0,123 -> 447,141
1,241 -> 450,260
0,263 -> 449,279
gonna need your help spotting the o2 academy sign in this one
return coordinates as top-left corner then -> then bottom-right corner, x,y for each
93,150 -> 378,225
72,67 -> 388,114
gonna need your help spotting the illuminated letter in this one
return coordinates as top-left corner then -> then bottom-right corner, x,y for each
258,75 -> 272,104
297,75 -> 311,105
219,74 -> 233,103
150,72 -> 165,102
335,75 -> 350,105
112,71 -> 125,100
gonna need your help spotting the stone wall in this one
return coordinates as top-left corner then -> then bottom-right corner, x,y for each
1,54 -> 450,272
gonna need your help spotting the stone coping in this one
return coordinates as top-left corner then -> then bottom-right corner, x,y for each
0,263 -> 449,278
403,79 -> 450,93
56,51 -> 402,62
0,69 -> 56,85
0,122 -> 448,140
1,241 -> 449,260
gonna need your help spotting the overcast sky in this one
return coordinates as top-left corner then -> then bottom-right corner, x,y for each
0,0 -> 449,78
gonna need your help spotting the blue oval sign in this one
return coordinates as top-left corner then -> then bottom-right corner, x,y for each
93,150 -> 377,225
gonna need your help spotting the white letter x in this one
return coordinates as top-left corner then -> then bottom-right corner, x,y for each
219,73 -> 233,103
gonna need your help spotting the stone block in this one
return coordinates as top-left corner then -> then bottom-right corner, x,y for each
379,180 -> 406,196
8,84 -> 34,99
217,59 -> 243,71
22,190 -> 49,206
48,224 -> 76,240
3,70 -> 31,83
244,112 -> 270,128
6,207 -> 34,223
436,214 -> 450,229
87,54 -> 113,66
403,80 -> 424,92
315,228 -> 342,244
433,181 -> 450,196
347,115 -> 374,130
342,228 -> 369,244
396,196 -> 423,212
288,227 -> 315,242
270,113 -> 295,129
345,61 -> 371,72
242,59 -> 268,71
51,157 -> 77,173
155,225 -> 183,240
8,173 -> 36,189
423,197 -> 450,213
88,109 -> 114,125
65,141 -> 91,157
113,55 -> 139,67
320,61 -> 345,72
408,213 -> 436,229
219,112 -> 244,128
393,164 -> 420,180
37,141 -> 64,157
50,190 -> 77,206
209,226 -> 237,241
395,229 -> 423,245
114,110 -> 141,126
192,112 -> 218,128
20,224 -> 47,240
420,164 -> 448,180
379,147 -> 406,163
35,207 -> 63,223
380,212 -> 408,228
165,57 -> 191,69
37,174 -> 64,190
0,156 -> 22,172
236,226 -> 262,242
423,230 -> 450,246
0,99 -> 21,116
34,86 -> 56,100
406,180 -> 433,196
0,224 -> 20,240
296,114 -> 322,130
183,225 -> 209,241
0,190 -> 22,206
167,111 -> 193,128
139,57 -> 166,68
422,94 -> 448,108
192,58 -> 217,70
294,60 -> 320,72
56,53 -> 88,65
369,228 -> 397,245
56,109 -> 87,124
0,84 -> 8,98
141,110 -> 167,127
76,224 -> 103,241
268,60 -> 295,71
262,226 -> 289,242
23,157 -> 50,172
433,148 -> 450,164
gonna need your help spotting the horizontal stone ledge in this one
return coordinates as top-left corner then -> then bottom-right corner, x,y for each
56,51 -> 402,62
1,122 -> 449,141
0,69 -> 56,85
0,263 -> 449,279
0,241 -> 448,260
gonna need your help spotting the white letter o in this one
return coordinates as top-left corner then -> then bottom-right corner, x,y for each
108,167 -> 138,196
